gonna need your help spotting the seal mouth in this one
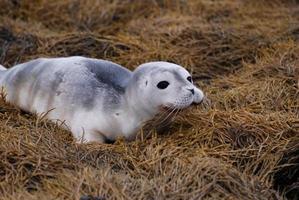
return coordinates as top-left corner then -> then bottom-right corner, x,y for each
159,100 -> 203,112
159,103 -> 190,113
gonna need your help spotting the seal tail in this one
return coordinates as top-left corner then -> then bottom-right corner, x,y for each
0,64 -> 7,71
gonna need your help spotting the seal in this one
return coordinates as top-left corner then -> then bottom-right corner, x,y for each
0,56 -> 204,143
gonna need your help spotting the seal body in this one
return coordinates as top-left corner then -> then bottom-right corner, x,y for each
0,56 -> 204,143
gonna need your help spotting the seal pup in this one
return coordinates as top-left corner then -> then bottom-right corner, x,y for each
0,56 -> 204,143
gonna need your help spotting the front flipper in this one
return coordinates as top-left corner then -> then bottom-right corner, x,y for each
74,129 -> 114,144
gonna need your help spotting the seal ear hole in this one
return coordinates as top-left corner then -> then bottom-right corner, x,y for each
187,76 -> 193,83
157,81 -> 169,89
145,80 -> 148,86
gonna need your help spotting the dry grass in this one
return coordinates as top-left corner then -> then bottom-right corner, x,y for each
0,0 -> 298,199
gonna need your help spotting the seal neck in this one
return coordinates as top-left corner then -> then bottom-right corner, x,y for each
123,87 -> 158,123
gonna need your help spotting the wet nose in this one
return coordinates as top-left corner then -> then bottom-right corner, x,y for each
188,88 -> 194,95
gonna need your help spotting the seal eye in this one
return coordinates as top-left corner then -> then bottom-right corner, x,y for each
157,81 -> 169,89
187,76 -> 192,83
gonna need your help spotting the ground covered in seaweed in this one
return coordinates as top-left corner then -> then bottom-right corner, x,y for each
0,0 -> 298,199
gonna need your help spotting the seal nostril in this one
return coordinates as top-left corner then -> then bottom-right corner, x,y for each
188,88 -> 194,95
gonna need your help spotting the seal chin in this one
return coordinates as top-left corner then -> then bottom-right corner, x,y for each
191,99 -> 204,105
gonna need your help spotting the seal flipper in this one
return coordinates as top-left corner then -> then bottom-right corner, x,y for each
0,64 -> 7,85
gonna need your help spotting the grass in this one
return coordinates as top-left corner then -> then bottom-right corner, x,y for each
0,0 -> 298,199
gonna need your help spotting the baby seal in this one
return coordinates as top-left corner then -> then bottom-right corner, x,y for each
0,56 -> 204,143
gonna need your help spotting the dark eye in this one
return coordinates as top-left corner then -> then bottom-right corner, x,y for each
157,81 -> 169,89
187,76 -> 192,83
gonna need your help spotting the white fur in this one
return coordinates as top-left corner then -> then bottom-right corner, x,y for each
0,65 -> 6,71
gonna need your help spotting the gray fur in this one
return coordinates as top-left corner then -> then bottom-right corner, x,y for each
0,56 -> 132,112
83,59 -> 132,93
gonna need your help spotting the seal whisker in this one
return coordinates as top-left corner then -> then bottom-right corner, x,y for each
152,106 -> 174,125
158,107 -> 177,125
171,108 -> 181,122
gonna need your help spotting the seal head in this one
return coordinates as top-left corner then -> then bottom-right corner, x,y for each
125,62 -> 204,119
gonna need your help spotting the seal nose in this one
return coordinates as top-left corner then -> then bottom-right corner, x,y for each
188,88 -> 194,95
